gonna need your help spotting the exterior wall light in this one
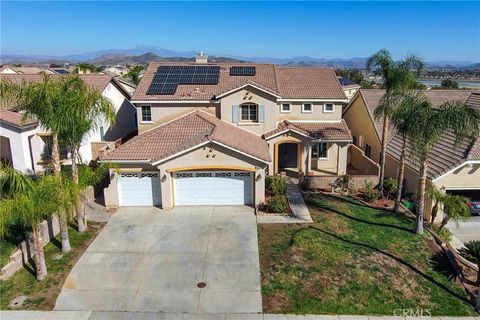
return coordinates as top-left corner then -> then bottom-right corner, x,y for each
256,173 -> 262,181
161,174 -> 167,183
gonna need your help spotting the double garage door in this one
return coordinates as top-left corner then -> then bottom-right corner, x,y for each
118,171 -> 253,206
175,171 -> 253,206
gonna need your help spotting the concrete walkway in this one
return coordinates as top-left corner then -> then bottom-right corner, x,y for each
54,206 -> 261,313
257,178 -> 313,224
2,311 -> 479,320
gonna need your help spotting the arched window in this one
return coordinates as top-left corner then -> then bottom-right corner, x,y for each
240,103 -> 258,122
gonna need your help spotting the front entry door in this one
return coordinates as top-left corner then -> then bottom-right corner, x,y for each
278,143 -> 298,168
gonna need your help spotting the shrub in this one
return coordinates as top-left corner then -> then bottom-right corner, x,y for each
432,225 -> 452,243
268,195 -> 289,213
266,176 -> 287,195
383,177 -> 398,200
363,180 -> 380,203
459,240 -> 480,265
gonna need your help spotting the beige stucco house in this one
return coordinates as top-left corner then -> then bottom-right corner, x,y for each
101,58 -> 352,209
343,89 -> 479,222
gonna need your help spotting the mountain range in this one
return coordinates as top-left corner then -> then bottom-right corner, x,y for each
1,46 -> 478,69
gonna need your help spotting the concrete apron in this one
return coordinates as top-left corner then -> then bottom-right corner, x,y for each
54,206 -> 262,313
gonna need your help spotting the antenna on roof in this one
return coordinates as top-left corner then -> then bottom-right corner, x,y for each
195,51 -> 208,64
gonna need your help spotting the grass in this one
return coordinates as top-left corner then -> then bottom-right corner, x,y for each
0,222 -> 104,310
258,193 -> 477,316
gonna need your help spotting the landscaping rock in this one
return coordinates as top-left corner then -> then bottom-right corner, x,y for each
9,295 -> 27,309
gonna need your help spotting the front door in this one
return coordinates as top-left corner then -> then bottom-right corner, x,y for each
278,143 -> 298,168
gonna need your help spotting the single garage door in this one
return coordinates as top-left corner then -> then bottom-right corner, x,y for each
119,172 -> 161,206
174,171 -> 253,206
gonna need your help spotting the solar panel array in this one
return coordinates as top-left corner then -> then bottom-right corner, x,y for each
147,66 -> 220,95
230,66 -> 256,76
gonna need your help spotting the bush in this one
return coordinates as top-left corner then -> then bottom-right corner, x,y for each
268,195 -> 289,213
458,240 -> 480,265
383,177 -> 398,200
266,176 -> 287,195
363,180 -> 380,203
432,225 -> 452,243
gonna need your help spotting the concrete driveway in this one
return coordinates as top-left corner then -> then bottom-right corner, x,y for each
54,206 -> 261,313
447,215 -> 480,247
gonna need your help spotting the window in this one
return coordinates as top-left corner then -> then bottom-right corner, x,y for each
352,136 -> 357,146
141,106 -> 152,122
240,103 -> 258,121
365,144 -> 372,159
302,103 -> 313,113
281,103 -> 291,113
323,103 -> 334,113
100,126 -> 105,142
312,142 -> 328,159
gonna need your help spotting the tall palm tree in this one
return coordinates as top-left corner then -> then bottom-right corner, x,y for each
59,76 -> 116,232
366,49 -> 424,193
390,91 -> 428,213
0,169 -> 60,280
1,74 -> 78,251
410,101 -> 480,234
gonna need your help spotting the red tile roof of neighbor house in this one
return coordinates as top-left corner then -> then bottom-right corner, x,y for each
101,110 -> 271,163
263,120 -> 352,142
0,109 -> 38,128
131,63 -> 347,101
386,91 -> 480,180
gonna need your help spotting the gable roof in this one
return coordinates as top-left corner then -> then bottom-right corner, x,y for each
101,110 -> 271,164
0,65 -> 44,74
263,120 -> 352,142
131,62 -> 346,102
386,92 -> 480,180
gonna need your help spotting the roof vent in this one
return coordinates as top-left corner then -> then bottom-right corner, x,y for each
195,51 -> 208,64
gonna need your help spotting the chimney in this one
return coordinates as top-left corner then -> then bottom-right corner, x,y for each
195,51 -> 208,64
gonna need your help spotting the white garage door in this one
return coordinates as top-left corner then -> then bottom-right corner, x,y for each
174,171 -> 253,206
119,172 -> 161,206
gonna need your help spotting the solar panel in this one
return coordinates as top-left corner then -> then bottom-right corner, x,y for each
230,66 -> 256,76
147,65 -> 220,95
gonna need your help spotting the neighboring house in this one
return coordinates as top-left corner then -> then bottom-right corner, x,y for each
105,65 -> 129,77
0,65 -> 44,74
115,77 -> 137,96
338,76 -> 361,101
343,88 -> 477,222
0,74 -> 137,174
101,57 -> 352,209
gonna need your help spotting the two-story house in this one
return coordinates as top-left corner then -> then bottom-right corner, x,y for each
102,57 -> 351,209
0,74 -> 137,174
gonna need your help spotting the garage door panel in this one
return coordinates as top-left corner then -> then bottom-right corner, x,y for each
174,171 -> 253,206
119,172 -> 161,206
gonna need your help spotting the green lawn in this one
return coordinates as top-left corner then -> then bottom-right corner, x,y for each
258,193 -> 476,316
0,223 -> 104,310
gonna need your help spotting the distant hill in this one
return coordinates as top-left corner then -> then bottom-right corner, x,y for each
89,52 -> 245,65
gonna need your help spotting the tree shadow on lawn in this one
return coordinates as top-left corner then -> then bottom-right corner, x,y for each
305,226 -> 474,307
307,195 -> 413,234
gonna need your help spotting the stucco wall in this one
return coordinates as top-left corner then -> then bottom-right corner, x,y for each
136,103 -> 218,134
348,144 -> 380,175
277,102 -> 343,122
343,95 -> 381,163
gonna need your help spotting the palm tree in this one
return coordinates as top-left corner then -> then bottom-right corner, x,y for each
437,194 -> 470,231
123,65 -> 144,85
59,76 -> 115,232
390,91 -> 428,213
366,49 -> 424,193
426,184 -> 445,223
410,101 -> 480,234
0,74 -> 79,251
0,169 -> 60,280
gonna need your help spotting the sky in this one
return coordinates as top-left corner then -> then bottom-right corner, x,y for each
1,1 -> 479,62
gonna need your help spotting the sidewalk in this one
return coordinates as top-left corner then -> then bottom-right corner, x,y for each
1,311 -> 479,320
257,178 -> 313,224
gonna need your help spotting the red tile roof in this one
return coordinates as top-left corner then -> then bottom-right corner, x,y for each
0,110 -> 37,128
263,120 -> 352,141
131,63 -> 346,101
102,110 -> 271,163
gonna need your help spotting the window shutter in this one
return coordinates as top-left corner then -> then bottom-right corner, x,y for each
258,105 -> 265,123
232,105 -> 239,123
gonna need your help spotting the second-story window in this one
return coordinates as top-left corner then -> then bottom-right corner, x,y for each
323,103 -> 334,113
302,103 -> 312,113
241,103 -> 258,122
281,103 -> 291,113
141,106 -> 152,122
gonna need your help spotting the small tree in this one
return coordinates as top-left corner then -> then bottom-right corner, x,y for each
437,194 -> 470,231
426,184 -> 444,224
440,78 -> 459,89
383,177 -> 398,201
